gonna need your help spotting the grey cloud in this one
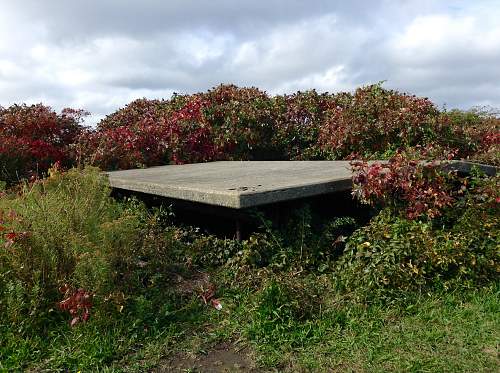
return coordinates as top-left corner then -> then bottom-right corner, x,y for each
5,1 -> 347,39
0,0 -> 499,124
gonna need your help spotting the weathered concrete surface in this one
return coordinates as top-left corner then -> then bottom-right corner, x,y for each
106,160 -> 497,209
106,161 -> 353,208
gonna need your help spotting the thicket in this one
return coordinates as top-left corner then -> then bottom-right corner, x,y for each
0,167 -> 181,332
0,104 -> 86,185
0,84 -> 498,370
1,84 -> 498,186
78,84 -> 499,169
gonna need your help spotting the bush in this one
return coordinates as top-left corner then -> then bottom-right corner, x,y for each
337,174 -> 499,302
204,84 -> 278,160
77,120 -> 169,170
184,206 -> 359,274
2,84 -> 498,178
76,98 -> 174,170
0,104 -> 86,185
437,108 -> 500,165
187,234 -> 243,267
0,167 -> 178,329
271,90 -> 334,160
351,151 -> 456,219
78,85 -> 279,170
318,83 -> 440,159
78,83 -> 499,172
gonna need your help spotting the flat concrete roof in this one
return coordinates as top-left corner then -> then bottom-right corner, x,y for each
106,161 -> 355,209
106,160 -> 497,209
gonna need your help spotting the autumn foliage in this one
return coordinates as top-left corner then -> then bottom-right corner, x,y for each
58,284 -> 93,326
76,83 -> 498,171
0,104 -> 87,184
318,85 -> 440,158
1,84 -> 498,183
351,153 -> 456,219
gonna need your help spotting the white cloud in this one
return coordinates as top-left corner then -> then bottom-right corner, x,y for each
391,14 -> 500,65
272,66 -> 350,94
0,0 -> 499,124
382,10 -> 500,108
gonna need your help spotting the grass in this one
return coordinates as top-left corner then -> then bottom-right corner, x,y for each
281,288 -> 499,372
2,275 -> 497,372
0,293 -> 210,371
211,274 -> 499,372
0,168 -> 498,372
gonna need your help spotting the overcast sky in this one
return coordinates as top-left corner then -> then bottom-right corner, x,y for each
1,0 -> 499,125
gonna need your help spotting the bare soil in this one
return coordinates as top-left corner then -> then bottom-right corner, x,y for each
156,342 -> 261,372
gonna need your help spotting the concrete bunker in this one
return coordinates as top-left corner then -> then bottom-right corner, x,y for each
107,160 -> 497,239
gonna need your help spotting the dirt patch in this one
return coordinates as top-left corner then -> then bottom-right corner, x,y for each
172,270 -> 211,296
156,342 -> 261,372
482,346 -> 499,361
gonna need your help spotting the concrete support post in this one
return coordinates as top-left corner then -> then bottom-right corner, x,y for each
235,218 -> 242,241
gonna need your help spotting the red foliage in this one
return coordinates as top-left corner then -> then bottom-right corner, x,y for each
351,152 -> 455,219
319,84 -> 439,158
78,85 -> 278,170
78,118 -> 168,170
2,84 -> 498,178
167,96 -> 217,164
0,104 -> 87,184
0,209 -> 28,249
435,109 -> 500,164
58,284 -> 93,326
78,96 -> 217,170
74,85 -> 500,171
203,84 -> 276,160
273,90 -> 337,159
482,132 -> 500,147
199,283 -> 222,310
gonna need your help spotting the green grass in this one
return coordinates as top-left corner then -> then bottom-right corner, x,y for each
0,270 -> 498,371
0,293 -> 209,371
3,280 -> 498,372
212,275 -> 499,372
0,169 -> 498,372
283,288 -> 499,372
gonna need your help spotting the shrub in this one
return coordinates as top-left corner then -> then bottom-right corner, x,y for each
3,84 -> 499,178
74,83 -> 499,171
78,85 -> 278,170
0,104 -> 87,185
0,167 -> 178,328
77,121 -> 168,170
96,97 -> 172,131
204,84 -> 277,160
184,230 -> 281,269
187,234 -> 243,267
351,151 -> 456,219
76,98 -> 173,170
166,95 -> 218,163
78,93 -> 221,169
338,174 -> 499,302
318,83 -> 440,159
276,207 -> 359,271
272,90 -> 336,160
437,108 -> 500,165
184,206 -> 359,273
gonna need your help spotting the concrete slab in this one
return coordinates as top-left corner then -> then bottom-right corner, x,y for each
106,160 -> 497,209
106,161 -> 354,209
